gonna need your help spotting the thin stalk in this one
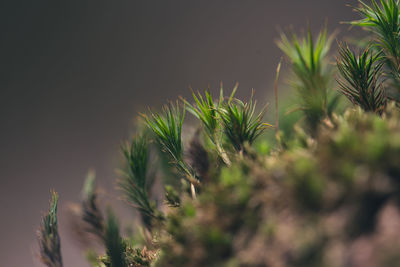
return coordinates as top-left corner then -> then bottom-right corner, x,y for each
274,59 -> 282,133
213,132 -> 231,166
190,183 -> 197,200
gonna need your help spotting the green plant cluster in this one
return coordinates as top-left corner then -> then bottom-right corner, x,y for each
37,1 -> 400,267
156,104 -> 400,267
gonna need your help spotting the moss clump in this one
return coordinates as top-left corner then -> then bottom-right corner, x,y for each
37,1 -> 400,267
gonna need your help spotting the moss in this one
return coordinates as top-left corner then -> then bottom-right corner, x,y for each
37,1 -> 400,267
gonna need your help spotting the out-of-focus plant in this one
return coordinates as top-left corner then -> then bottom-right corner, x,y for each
89,207 -> 156,267
81,170 -> 105,241
119,134 -> 163,230
277,27 -> 340,134
337,44 -> 387,113
102,210 -> 126,267
38,191 -> 63,267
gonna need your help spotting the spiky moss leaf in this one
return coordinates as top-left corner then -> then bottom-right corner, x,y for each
182,87 -> 237,166
119,134 -> 163,230
219,97 -> 271,153
350,0 -> 400,97
104,209 -> 126,267
337,44 -> 386,113
144,102 -> 199,186
144,102 -> 185,163
183,89 -> 221,141
277,26 -> 341,134
81,171 -> 105,241
38,191 -> 63,267
83,170 -> 96,201
121,134 -> 149,191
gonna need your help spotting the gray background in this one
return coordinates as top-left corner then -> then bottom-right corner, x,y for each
1,0 -> 356,266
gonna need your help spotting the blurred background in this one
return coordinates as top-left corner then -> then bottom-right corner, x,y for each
0,0 -> 357,266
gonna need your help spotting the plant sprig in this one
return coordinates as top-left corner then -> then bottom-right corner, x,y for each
277,27 -> 339,134
337,44 -> 386,113
143,102 -> 199,187
38,191 -> 63,267
81,170 -> 105,240
183,89 -> 221,139
219,95 -> 272,153
182,86 -> 237,165
350,0 -> 400,97
119,134 -> 162,230
103,209 -> 127,267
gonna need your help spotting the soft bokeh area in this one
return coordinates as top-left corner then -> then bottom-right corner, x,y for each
0,1 -> 356,266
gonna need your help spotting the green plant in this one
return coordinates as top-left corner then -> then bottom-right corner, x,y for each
81,171 -> 105,240
182,87 -> 234,165
119,134 -> 163,230
337,44 -> 387,113
102,210 -> 126,267
219,95 -> 271,153
277,27 -> 340,134
350,0 -> 400,98
36,2 -> 400,267
183,89 -> 222,141
38,191 -> 63,267
143,102 -> 198,186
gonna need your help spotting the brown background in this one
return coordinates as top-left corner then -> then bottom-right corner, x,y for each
1,0 -> 357,266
